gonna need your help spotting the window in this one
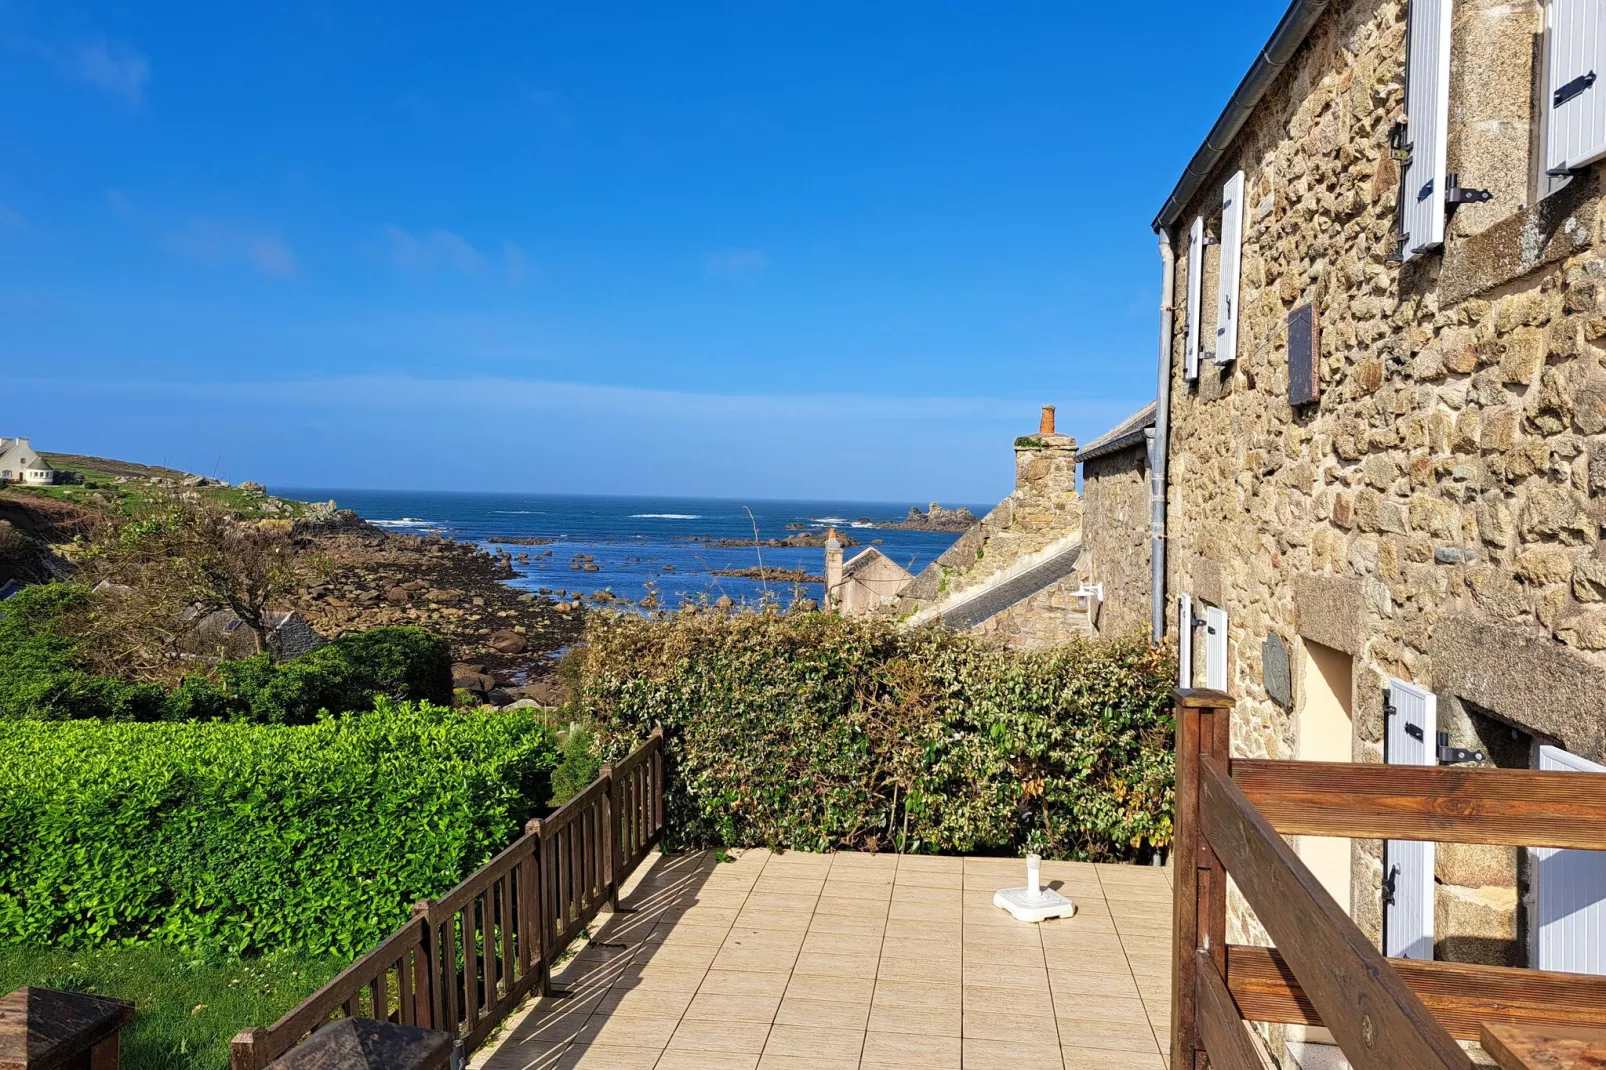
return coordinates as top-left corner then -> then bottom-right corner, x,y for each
1215,171 -> 1245,364
1204,604 -> 1228,691
1185,217 -> 1203,381
1543,0 -> 1606,179
1400,0 -> 1453,258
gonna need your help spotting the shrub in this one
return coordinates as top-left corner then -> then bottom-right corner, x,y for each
0,583 -> 451,724
217,627 -> 454,724
0,702 -> 558,955
580,610 -> 1174,861
548,722 -> 601,807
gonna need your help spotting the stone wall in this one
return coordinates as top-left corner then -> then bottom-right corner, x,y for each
1158,0 -> 1606,1021
1082,444 -> 1152,639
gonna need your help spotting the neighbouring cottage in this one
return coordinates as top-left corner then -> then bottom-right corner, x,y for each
835,405 -> 1100,647
0,438 -> 56,485
1076,402 -> 1156,639
1134,0 -> 1606,1060
823,539 -> 913,616
182,605 -> 327,661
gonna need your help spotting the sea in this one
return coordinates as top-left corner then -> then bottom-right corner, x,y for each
274,490 -> 988,608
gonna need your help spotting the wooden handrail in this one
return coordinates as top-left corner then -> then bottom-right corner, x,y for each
1225,944 -> 1606,1041
1229,759 -> 1606,849
232,728 -> 667,1070
1198,757 -> 1473,1070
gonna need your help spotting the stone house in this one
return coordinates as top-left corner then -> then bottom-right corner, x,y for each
823,541 -> 913,616
1141,0 -> 1606,1058
0,438 -> 56,485
1077,402 -> 1156,639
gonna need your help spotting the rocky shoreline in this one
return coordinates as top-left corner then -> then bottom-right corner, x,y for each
287,515 -> 583,704
878,503 -> 977,532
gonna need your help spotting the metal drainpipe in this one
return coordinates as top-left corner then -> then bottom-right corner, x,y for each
1149,228 -> 1176,645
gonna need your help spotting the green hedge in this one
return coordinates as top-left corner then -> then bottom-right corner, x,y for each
580,610 -> 1175,861
0,583 -> 452,722
0,702 -> 558,955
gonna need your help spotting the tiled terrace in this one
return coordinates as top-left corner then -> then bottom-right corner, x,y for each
476,848 -> 1174,1070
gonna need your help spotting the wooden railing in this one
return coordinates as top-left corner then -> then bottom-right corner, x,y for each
1171,689 -> 1606,1070
231,726 -> 666,1070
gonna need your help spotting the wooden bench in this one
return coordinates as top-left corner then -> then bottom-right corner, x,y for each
0,987 -> 135,1070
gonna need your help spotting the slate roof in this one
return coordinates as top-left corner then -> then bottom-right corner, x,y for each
841,546 -> 912,581
1075,402 -> 1157,463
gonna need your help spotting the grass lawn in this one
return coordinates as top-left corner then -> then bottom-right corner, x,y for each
0,944 -> 344,1070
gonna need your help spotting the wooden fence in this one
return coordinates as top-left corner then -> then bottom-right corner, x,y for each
1171,689 -> 1606,1070
230,726 -> 666,1070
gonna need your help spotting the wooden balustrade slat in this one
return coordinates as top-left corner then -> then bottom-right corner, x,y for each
397,947 -> 414,1026
466,901 -> 483,1031
1480,1021 -> 1606,1070
1199,757 -> 1473,1070
1195,951 -> 1265,1069
498,874 -> 514,1000
1229,760 -> 1606,850
1225,944 -> 1606,1040
440,903 -> 459,1036
1170,687 -> 1232,1070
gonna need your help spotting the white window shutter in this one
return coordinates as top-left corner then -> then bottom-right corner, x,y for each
1215,172 -> 1244,364
1402,0 -> 1453,258
1204,604 -> 1228,691
1185,217 -> 1203,380
1384,679 -> 1437,960
1178,594 -> 1193,688
1535,745 -> 1605,974
1545,0 -> 1606,176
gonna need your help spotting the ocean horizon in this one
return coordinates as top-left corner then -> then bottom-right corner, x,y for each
274,489 -> 989,606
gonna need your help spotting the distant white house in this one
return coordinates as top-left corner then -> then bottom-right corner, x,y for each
0,438 -> 56,485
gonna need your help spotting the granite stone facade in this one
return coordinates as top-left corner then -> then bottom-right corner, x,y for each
1153,0 -> 1606,1030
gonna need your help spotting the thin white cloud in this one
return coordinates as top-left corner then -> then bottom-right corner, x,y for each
504,240 -> 531,284
706,249 -> 767,277
382,226 -> 487,275
67,37 -> 149,105
167,219 -> 297,279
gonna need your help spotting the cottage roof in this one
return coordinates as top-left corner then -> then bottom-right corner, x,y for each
1076,402 -> 1157,463
842,546 -> 912,582
1152,0 -> 1331,232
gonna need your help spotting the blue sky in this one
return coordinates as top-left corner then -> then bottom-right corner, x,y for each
2,1 -> 1287,501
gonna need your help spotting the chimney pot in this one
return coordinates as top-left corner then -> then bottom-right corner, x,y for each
1039,406 -> 1056,436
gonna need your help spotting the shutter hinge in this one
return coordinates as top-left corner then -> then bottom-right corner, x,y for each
1444,173 -> 1492,214
1383,693 -> 1397,718
1554,69 -> 1597,108
1382,864 -> 1400,907
1435,730 -> 1485,765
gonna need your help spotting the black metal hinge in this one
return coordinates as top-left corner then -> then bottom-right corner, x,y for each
1382,864 -> 1400,907
1405,722 -> 1424,742
1436,730 -> 1485,765
1555,69 -> 1597,108
1445,174 -> 1492,206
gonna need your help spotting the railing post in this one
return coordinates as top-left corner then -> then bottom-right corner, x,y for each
526,817 -> 551,997
601,763 -> 622,909
651,725 -> 665,837
1171,687 -> 1233,1070
411,899 -> 439,1034
231,1026 -> 267,1070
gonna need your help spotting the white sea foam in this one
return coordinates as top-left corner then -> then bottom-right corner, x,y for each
372,517 -> 439,528
849,521 -> 874,528
811,516 -> 847,524
494,510 -> 538,515
631,513 -> 702,520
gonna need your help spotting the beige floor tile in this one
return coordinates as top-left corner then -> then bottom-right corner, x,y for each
868,999 -> 960,1036
739,891 -> 821,913
965,983 -> 1055,1018
1057,1014 -> 1162,1052
752,874 -> 824,893
806,911 -> 886,938
697,968 -> 792,999
1049,967 -> 1139,995
684,988 -> 782,1023
897,854 -> 963,873
480,1039 -> 570,1070
763,1022 -> 866,1059
733,908 -> 814,932
963,1008 -> 1060,1043
1039,927 -> 1126,953
822,878 -> 894,901
711,943 -> 802,973
665,1017 -> 772,1054
762,852 -> 833,873
774,995 -> 870,1030
1047,989 -> 1148,1022
723,926 -> 807,951
1062,1049 -> 1166,1070
892,882 -> 963,903
894,868 -> 963,890
756,1056 -> 858,1070
860,1030 -> 961,1069
574,1014 -> 678,1050
554,1044 -> 661,1070
875,955 -> 960,984
814,892 -> 892,915
653,1052 -> 759,1070
645,924 -> 730,948
631,942 -> 717,971
962,960 -> 1051,990
963,941 -> 1046,968
882,916 -> 962,942
782,972 -> 875,1004
595,986 -> 696,1019
962,1036 -> 1064,1069
887,902 -> 963,926
873,978 -> 962,1008
800,929 -> 879,956
790,949 -> 880,978
828,850 -> 900,871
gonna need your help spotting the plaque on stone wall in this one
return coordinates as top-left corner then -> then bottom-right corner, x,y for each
1263,633 -> 1293,710
1288,302 -> 1319,406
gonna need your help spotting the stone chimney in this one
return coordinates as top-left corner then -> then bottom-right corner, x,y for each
1011,405 -> 1079,534
824,527 -> 844,609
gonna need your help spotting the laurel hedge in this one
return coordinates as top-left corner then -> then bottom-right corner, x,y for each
0,702 -> 557,955
579,610 -> 1175,861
